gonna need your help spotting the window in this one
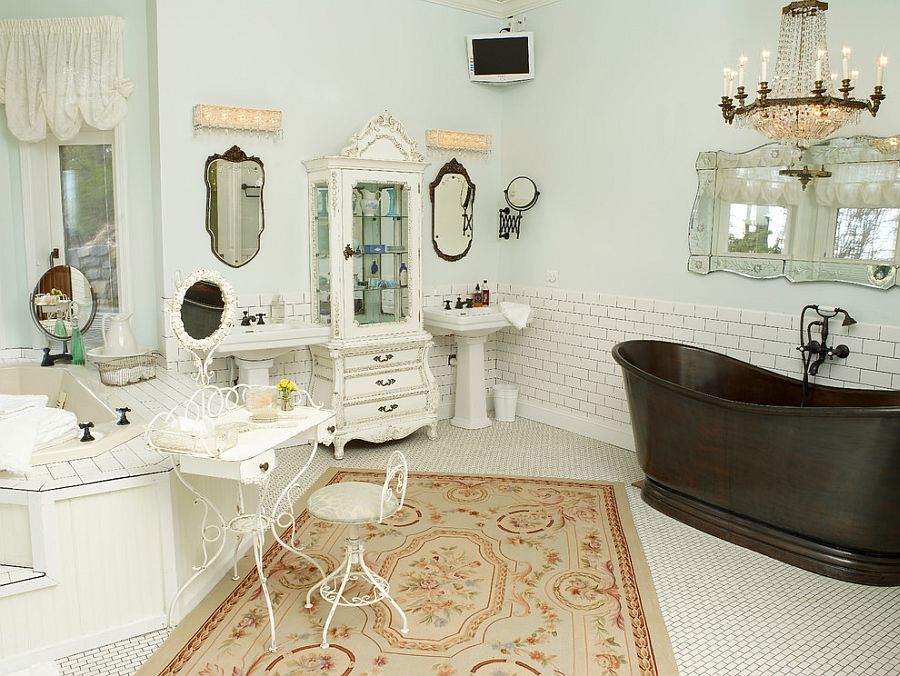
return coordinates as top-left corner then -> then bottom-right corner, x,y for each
726,203 -> 788,255
832,207 -> 900,262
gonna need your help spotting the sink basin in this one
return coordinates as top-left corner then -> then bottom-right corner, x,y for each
422,306 -> 510,338
423,305 -> 522,430
218,321 -> 330,385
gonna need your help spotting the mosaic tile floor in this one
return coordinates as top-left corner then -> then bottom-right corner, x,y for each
57,419 -> 900,675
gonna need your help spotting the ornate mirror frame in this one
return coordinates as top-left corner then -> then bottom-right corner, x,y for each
430,158 -> 475,262
205,145 -> 266,268
170,268 -> 236,385
688,134 -> 900,289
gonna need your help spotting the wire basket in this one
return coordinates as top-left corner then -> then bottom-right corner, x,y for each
96,353 -> 157,386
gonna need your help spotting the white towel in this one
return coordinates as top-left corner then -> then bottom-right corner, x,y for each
499,302 -> 532,330
35,408 -> 79,450
0,407 -> 43,474
0,394 -> 48,417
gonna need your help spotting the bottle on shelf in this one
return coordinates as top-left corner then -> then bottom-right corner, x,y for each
270,293 -> 285,323
482,280 -> 490,306
473,283 -> 483,307
399,262 -> 408,287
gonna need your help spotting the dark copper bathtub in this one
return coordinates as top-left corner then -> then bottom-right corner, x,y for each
612,340 -> 900,586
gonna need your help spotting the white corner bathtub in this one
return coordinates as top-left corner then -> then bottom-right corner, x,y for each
0,366 -> 143,465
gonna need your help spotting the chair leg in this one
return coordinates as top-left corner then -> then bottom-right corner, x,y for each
305,556 -> 344,609
358,551 -> 409,634
318,547 -> 354,649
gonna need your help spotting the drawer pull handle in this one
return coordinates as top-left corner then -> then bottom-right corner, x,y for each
376,378 -> 396,387
378,403 -> 399,413
259,462 -> 269,473
327,425 -> 336,433
373,353 -> 394,363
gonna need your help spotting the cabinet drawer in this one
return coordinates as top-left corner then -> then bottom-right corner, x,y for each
343,392 -> 429,424
345,368 -> 424,399
345,347 -> 420,372
179,448 -> 278,484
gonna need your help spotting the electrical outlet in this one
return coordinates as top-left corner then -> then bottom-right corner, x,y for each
448,354 -> 457,366
546,269 -> 559,286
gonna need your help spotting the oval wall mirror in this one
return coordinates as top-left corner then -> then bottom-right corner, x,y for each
171,269 -> 236,354
505,176 -> 540,211
205,146 -> 265,268
430,158 -> 475,261
30,265 -> 98,340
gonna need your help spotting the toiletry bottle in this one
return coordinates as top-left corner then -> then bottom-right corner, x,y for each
270,294 -> 285,324
399,262 -> 408,287
371,259 -> 379,275
482,280 -> 490,306
71,324 -> 85,365
473,283 -> 483,307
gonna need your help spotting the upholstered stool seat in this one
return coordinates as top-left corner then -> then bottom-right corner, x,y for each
307,481 -> 399,524
305,451 -> 410,649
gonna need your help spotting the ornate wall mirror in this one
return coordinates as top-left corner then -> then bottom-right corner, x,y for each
430,158 -> 475,261
31,264 -> 98,343
171,269 -> 236,384
205,146 -> 265,268
689,134 -> 900,289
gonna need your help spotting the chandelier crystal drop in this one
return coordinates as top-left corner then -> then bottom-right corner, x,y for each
719,1 -> 886,143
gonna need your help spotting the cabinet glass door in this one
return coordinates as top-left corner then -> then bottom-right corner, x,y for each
350,180 -> 410,327
312,182 -> 331,324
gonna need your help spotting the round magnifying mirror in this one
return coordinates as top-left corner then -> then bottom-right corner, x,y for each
505,176 -> 540,211
31,265 -> 97,340
180,281 -> 225,341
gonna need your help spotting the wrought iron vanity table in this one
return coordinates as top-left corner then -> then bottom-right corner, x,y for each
158,404 -> 336,653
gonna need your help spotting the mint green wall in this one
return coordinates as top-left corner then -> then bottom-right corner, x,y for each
0,0 -> 159,349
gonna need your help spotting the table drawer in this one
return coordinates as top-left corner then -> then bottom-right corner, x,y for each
179,447 -> 278,484
345,347 -> 420,372
343,392 -> 429,424
344,368 -> 424,399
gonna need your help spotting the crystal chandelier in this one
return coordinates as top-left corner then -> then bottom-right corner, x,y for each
719,1 -> 886,143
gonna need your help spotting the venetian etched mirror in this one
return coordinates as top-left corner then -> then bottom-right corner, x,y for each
689,134 -> 900,289
430,158 -> 475,261
205,146 -> 265,268
31,265 -> 97,341
171,269 -> 236,384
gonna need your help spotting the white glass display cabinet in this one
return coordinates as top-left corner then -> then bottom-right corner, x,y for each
305,112 -> 439,459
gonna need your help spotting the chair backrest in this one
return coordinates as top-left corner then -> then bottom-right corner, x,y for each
380,450 -> 408,523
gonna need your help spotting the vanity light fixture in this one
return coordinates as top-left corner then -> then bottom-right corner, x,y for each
192,104 -> 283,138
426,129 -> 492,154
777,165 -> 832,190
719,1 -> 886,143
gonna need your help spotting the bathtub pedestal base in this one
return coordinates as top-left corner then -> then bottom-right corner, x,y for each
642,478 -> 900,586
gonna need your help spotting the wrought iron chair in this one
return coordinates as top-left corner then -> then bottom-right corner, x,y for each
304,450 -> 409,649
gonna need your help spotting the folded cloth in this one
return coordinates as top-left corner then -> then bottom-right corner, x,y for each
500,302 -> 532,330
0,406 -> 43,474
0,394 -> 48,418
35,407 -> 79,450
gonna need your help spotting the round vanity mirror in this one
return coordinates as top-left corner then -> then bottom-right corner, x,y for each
206,146 -> 265,268
430,158 -> 475,262
30,265 -> 97,340
171,269 -> 236,354
505,176 -> 540,211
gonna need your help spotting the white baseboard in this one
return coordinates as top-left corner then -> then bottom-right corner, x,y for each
0,615 -> 167,675
515,399 -> 636,451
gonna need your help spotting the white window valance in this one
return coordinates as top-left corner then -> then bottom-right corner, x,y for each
0,16 -> 133,142
815,162 -> 900,208
716,167 -> 804,207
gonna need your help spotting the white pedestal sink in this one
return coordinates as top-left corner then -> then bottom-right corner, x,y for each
423,306 -> 516,429
217,320 -> 330,385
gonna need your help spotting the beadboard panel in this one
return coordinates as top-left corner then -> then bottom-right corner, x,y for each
0,504 -> 32,567
0,483 -> 168,660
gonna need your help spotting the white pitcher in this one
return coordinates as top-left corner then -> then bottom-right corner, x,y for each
102,313 -> 138,356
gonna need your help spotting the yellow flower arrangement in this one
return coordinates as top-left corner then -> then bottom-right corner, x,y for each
277,379 -> 297,398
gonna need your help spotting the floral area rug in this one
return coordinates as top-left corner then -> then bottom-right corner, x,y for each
140,470 -> 677,675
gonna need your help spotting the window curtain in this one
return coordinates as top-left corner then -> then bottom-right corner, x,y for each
0,16 -> 133,142
715,167 -> 804,206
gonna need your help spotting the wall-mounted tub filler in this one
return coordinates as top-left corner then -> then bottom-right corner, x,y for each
797,304 -> 856,406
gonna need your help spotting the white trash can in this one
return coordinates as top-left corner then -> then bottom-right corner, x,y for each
493,383 -> 519,422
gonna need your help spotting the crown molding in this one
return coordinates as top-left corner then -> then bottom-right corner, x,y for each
423,0 -> 560,19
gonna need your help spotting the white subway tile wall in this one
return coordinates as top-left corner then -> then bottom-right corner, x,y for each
494,283 -> 900,434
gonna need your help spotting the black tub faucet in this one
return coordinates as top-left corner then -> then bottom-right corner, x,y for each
797,304 -> 855,405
